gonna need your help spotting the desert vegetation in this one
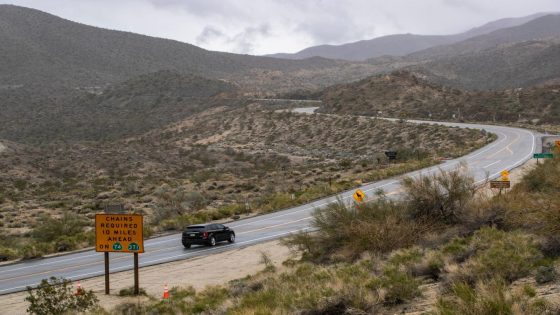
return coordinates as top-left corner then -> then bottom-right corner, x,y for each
97,152 -> 560,314
0,105 -> 492,261
318,71 -> 560,126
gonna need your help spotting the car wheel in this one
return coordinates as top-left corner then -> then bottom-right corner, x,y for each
228,233 -> 235,243
209,236 -> 216,246
183,243 -> 191,249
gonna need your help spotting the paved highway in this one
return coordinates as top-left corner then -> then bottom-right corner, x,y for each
0,109 -> 539,295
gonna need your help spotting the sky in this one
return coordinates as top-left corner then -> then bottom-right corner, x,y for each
1,0 -> 560,55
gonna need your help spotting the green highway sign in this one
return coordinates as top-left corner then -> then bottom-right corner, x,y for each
112,242 -> 123,251
128,243 -> 140,251
534,153 -> 554,159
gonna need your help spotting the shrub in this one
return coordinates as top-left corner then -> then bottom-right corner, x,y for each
402,166 -> 478,224
446,228 -> 542,285
285,200 -> 425,262
0,246 -> 18,261
260,251 -> 276,273
435,279 -> 552,315
118,286 -> 147,296
228,262 -> 379,314
25,277 -> 98,315
32,212 -> 87,243
378,266 -> 422,305
410,250 -> 445,280
20,243 -> 48,260
147,286 -> 228,314
535,265 -> 557,284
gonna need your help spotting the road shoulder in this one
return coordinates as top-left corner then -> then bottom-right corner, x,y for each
0,240 -> 292,314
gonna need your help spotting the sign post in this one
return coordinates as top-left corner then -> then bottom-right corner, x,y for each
104,252 -> 109,294
134,253 -> 139,295
95,214 -> 144,295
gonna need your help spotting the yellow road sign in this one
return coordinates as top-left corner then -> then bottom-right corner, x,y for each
501,169 -> 509,181
353,189 -> 365,202
95,214 -> 144,253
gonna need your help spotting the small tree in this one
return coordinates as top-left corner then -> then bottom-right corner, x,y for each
402,166 -> 479,224
25,277 -> 98,315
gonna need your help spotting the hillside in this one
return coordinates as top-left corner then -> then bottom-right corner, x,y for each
266,12 -> 551,61
357,14 -> 560,90
318,71 -> 560,124
409,39 -> 560,90
410,14 -> 560,60
0,70 -> 241,142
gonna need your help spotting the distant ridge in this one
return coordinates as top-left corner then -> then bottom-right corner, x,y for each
266,12 -> 554,61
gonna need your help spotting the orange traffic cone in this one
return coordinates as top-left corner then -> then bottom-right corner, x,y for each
163,284 -> 169,300
75,281 -> 84,296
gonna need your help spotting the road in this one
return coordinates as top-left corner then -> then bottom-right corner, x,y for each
0,110 -> 539,295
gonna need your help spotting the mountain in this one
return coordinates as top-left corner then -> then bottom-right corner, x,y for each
318,71 -> 560,125
268,34 -> 455,61
360,14 -> 560,90
266,12 -> 552,61
410,14 -> 560,60
0,5 -> 372,92
409,38 -> 560,90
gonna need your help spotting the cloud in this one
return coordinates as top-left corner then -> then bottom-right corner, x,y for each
228,24 -> 271,54
1,0 -> 560,55
196,26 -> 225,45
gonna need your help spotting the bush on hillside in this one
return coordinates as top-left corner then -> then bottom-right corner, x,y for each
442,227 -> 542,286
284,199 -> 425,262
435,279 -> 552,315
402,166 -> 478,224
25,277 -> 98,315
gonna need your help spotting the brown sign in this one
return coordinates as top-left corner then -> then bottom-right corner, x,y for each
95,214 -> 144,253
490,180 -> 511,189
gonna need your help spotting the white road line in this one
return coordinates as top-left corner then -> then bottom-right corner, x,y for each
482,160 -> 501,169
237,217 -> 312,235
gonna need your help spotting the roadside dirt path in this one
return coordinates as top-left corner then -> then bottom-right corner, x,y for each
0,240 -> 292,314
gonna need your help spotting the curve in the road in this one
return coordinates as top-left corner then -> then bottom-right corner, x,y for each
0,112 -> 540,295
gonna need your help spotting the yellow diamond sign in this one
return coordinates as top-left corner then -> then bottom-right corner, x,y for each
353,189 -> 365,202
501,170 -> 509,181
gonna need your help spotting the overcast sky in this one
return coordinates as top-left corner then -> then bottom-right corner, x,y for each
2,0 -> 560,55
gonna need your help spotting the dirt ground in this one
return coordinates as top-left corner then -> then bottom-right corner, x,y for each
0,240 -> 292,314
0,158 -> 540,314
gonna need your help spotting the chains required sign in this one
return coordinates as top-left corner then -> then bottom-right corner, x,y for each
95,214 -> 144,253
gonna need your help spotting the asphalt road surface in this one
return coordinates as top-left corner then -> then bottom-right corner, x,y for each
0,110 -> 539,295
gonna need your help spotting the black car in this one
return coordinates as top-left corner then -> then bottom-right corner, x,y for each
182,223 -> 235,248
